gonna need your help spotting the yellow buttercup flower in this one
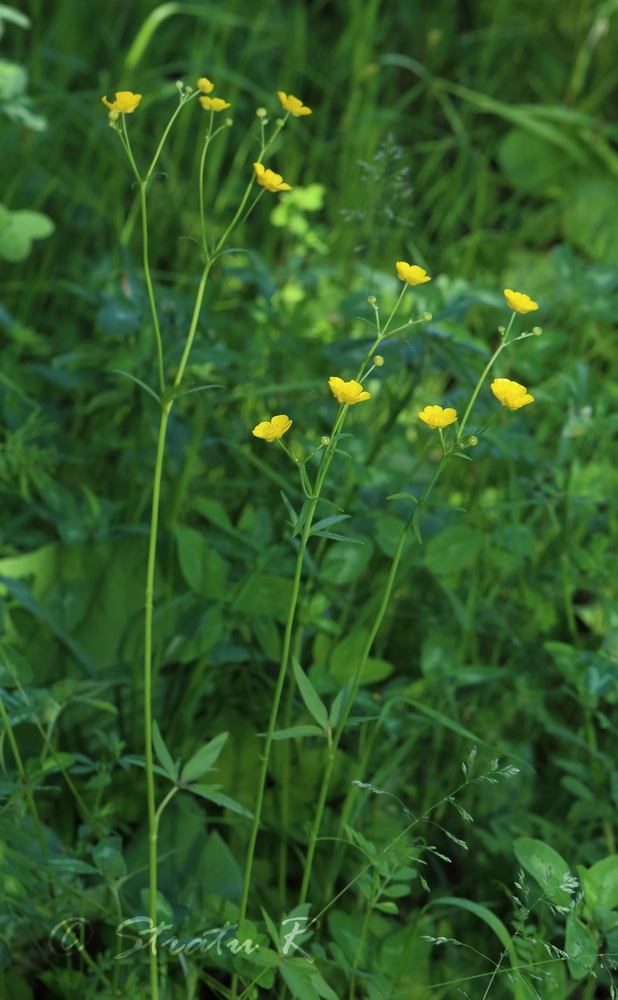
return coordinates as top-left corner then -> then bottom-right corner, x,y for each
277,92 -> 312,116
252,415 -> 293,442
253,162 -> 292,193
197,77 -> 214,94
199,96 -> 231,112
101,91 -> 142,113
396,261 -> 431,286
418,405 -> 457,428
328,377 -> 371,405
490,378 -> 535,410
503,289 -> 538,314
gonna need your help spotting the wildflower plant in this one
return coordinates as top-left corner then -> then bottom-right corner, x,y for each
101,77 -> 312,1000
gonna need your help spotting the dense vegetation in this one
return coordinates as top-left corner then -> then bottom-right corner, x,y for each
1,1 -> 617,997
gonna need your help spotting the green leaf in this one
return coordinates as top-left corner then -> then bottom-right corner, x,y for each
309,514 -> 351,534
387,492 -> 418,504
513,837 -> 572,906
579,855 -> 618,910
329,630 -> 394,685
292,658 -> 328,728
152,720 -> 177,779
92,836 -> 126,881
0,6 -> 32,29
424,525 -> 483,575
565,915 -> 598,980
112,369 -> 160,404
267,725 -> 325,740
281,961 -> 321,1000
187,785 -> 252,818
280,490 -> 299,525
175,525 -> 228,599
181,731 -> 228,782
329,682 -> 351,726
375,901 -> 399,914
320,539 -> 373,585
428,897 -> 527,1000
0,204 -> 54,261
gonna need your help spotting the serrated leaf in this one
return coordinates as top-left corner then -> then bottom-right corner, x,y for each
292,658 -> 328,728
181,731 -> 228,782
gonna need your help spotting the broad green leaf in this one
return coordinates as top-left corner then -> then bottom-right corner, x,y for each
565,915 -> 598,979
92,836 -> 126,881
292,657 -> 328,728
181,731 -> 228,782
320,540 -> 373,585
175,525 -> 228,599
329,630 -> 394,685
579,855 -> 618,910
514,837 -> 572,906
424,525 -> 482,576
0,203 -> 54,261
428,897 -> 527,1000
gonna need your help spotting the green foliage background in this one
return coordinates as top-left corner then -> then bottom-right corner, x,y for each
1,0 -> 618,997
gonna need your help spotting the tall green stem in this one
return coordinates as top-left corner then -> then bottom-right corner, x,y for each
143,406 -> 170,1000
298,455 -> 450,904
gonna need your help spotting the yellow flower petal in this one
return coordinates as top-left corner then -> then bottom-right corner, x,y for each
253,162 -> 292,193
101,91 -> 142,113
490,378 -> 535,410
277,91 -> 312,116
418,405 -> 457,428
503,289 -> 538,314
396,261 -> 431,286
328,377 -> 371,405
252,415 -> 293,442
199,96 -> 231,112
197,77 -> 214,94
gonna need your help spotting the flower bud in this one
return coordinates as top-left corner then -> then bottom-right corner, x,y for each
422,312 -> 432,321
256,107 -> 267,118
497,325 -> 506,334
175,80 -> 184,91
367,295 -> 377,305
467,435 -> 478,446
532,326 -> 542,336
275,118 -> 285,128
373,355 -> 384,367
320,436 -> 330,447
185,86 -> 193,95
108,110 -> 120,121
224,118 -> 233,128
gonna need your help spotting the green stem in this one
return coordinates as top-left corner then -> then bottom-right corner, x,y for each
455,313 -> 515,441
232,404 -> 354,1000
119,122 -> 166,396
298,455 -> 450,904
143,406 -> 171,1000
